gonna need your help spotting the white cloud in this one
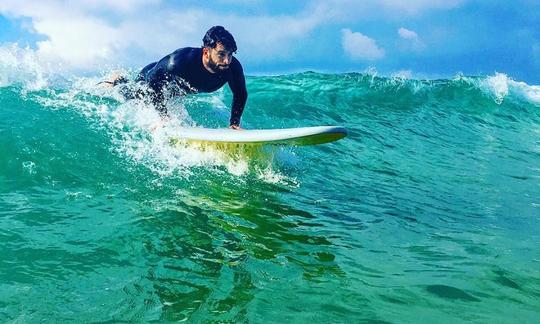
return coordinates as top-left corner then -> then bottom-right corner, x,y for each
221,14 -> 320,61
398,28 -> 419,41
34,17 -> 120,67
379,0 -> 464,14
0,0 -> 159,19
0,1 -> 324,70
341,29 -> 385,61
397,27 -> 425,51
75,0 -> 160,13
216,0 -> 263,4
0,0 -> 168,68
0,0 -> 463,70
309,0 -> 466,20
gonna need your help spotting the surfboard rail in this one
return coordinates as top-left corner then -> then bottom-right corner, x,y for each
170,126 -> 348,146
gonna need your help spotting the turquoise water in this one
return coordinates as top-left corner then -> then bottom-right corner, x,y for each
1,66 -> 540,322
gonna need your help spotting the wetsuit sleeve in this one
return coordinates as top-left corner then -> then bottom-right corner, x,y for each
228,62 -> 248,127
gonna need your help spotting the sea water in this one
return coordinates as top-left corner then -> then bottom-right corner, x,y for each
1,47 -> 540,322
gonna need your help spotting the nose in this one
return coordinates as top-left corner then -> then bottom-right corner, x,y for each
223,54 -> 231,65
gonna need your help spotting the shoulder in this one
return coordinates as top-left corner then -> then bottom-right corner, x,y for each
165,47 -> 201,71
170,47 -> 201,60
227,57 -> 247,93
230,56 -> 244,75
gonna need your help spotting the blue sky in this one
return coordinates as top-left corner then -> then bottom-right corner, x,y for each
0,0 -> 539,83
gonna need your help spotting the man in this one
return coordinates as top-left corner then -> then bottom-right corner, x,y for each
107,26 -> 248,129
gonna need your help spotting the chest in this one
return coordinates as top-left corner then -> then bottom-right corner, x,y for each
182,67 -> 230,93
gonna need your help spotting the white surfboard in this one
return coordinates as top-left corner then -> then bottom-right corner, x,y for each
170,126 -> 347,146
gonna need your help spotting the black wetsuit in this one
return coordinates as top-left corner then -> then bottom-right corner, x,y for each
136,47 -> 248,126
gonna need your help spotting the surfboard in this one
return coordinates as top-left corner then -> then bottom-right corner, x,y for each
170,125 -> 347,146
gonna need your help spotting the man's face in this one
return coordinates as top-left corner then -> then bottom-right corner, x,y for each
206,42 -> 233,73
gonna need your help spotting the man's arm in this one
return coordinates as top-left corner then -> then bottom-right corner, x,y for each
228,61 -> 248,127
144,52 -> 187,116
142,59 -> 170,115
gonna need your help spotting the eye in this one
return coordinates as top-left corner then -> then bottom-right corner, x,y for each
217,51 -> 231,58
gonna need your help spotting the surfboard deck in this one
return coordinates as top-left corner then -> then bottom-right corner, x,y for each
170,126 -> 347,146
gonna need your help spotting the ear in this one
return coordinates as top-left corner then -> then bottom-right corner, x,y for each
202,47 -> 209,57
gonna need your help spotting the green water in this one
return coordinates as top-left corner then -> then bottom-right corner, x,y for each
1,72 -> 540,322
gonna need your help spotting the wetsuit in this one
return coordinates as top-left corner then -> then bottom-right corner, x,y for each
137,47 -> 248,126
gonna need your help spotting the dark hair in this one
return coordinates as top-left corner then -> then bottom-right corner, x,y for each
203,26 -> 237,52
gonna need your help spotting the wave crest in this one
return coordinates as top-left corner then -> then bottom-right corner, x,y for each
0,43 -> 51,90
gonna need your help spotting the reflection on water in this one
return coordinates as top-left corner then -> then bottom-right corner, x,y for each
127,174 -> 344,321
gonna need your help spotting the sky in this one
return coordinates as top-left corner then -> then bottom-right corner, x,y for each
0,0 -> 539,83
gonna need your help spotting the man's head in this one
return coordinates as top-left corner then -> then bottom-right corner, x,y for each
202,26 -> 237,73
203,26 -> 237,52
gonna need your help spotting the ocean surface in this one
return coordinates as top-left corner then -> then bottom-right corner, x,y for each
1,51 -> 540,322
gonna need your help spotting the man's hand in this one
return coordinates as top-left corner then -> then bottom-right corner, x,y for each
97,71 -> 124,88
230,125 -> 243,130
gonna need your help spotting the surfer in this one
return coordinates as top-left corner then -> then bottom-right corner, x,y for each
103,26 -> 247,129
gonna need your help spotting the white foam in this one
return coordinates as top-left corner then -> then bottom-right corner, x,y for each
256,165 -> 299,186
0,43 -> 51,90
509,79 -> 540,105
0,47 -> 290,184
485,73 -> 510,104
0,46 -> 293,183
391,70 -> 413,79
22,161 -> 37,175
482,72 -> 540,106
43,77 -> 294,182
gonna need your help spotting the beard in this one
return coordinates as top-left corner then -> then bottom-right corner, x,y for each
207,56 -> 229,73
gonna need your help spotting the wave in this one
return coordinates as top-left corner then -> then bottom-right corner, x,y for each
1,43 -> 538,184
2,43 -> 539,106
0,49 -> 297,183
3,46 -> 539,125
